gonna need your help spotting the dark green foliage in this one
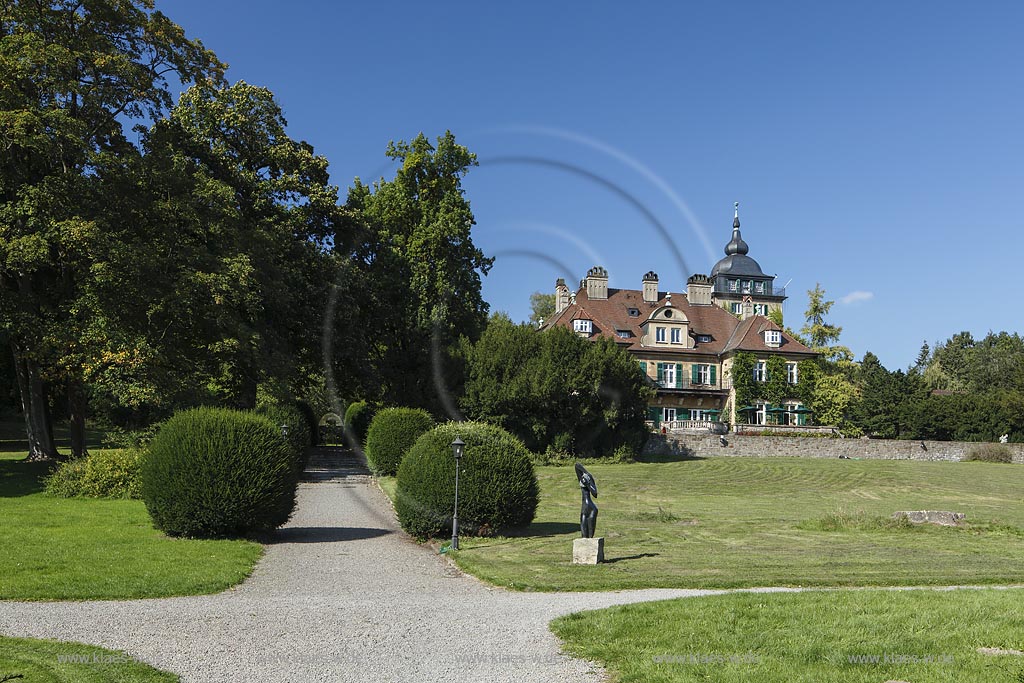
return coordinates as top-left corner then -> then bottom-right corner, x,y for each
295,401 -> 320,446
256,401 -> 312,475
365,407 -> 435,476
731,352 -> 819,423
396,422 -> 539,539
461,315 -> 652,456
964,444 -> 1014,463
141,407 -> 298,538
44,449 -> 144,499
344,400 -> 375,447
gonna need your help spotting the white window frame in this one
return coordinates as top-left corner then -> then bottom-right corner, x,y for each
731,303 -> 742,315
670,327 -> 681,344
753,304 -> 768,316
697,334 -> 711,343
765,330 -> 782,346
786,362 -> 798,384
661,363 -> 676,387
754,401 -> 767,425
689,409 -> 707,421
753,361 -> 767,382
728,279 -> 739,292
656,326 -> 666,343
573,319 -> 592,334
616,329 -> 630,339
663,407 -> 676,422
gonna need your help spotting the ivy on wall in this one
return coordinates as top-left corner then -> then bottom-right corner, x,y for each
730,352 -> 818,422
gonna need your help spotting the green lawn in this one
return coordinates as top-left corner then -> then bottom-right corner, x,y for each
0,450 -> 262,601
551,588 -> 1024,682
0,635 -> 177,682
447,456 -> 1024,591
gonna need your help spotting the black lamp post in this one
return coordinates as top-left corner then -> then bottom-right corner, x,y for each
451,436 -> 465,550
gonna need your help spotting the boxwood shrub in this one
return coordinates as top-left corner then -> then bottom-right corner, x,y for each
141,407 -> 299,538
396,421 -> 539,539
365,407 -> 435,476
44,449 -> 144,499
257,401 -> 312,475
344,400 -> 375,447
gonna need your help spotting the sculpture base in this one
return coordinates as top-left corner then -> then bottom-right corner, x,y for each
572,537 -> 604,565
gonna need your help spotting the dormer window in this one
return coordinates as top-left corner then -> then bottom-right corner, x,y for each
765,330 -> 782,346
655,326 -> 666,343
616,329 -> 631,339
573,319 -> 593,334
670,328 -> 681,344
697,334 -> 712,343
627,308 -> 640,317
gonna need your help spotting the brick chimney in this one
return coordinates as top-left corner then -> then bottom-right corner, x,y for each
585,266 -> 608,300
642,271 -> 659,304
555,278 -> 571,314
686,274 -> 712,305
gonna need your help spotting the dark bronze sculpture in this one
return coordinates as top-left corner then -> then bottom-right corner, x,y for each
575,463 -> 598,538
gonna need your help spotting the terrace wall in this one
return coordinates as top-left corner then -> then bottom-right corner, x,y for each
642,433 -> 1024,463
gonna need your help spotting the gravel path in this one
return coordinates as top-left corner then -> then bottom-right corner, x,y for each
0,447 -> 729,682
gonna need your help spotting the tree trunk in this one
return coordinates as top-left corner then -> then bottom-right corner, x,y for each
69,380 -> 88,459
11,341 -> 58,461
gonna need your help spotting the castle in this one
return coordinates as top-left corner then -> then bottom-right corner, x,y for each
543,205 -> 817,430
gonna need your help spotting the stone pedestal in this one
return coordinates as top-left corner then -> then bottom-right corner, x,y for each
572,537 -> 604,565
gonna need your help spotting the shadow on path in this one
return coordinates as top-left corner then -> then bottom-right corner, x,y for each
265,526 -> 391,544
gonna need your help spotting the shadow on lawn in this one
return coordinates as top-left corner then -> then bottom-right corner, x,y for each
0,459 -> 51,497
263,526 -> 392,544
604,553 -> 660,564
506,521 -> 581,538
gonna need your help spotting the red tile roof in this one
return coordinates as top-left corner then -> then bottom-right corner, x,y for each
546,286 -> 815,358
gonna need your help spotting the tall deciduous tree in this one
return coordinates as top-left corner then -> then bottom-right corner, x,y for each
528,291 -> 555,325
0,0 -> 224,458
345,132 -> 492,412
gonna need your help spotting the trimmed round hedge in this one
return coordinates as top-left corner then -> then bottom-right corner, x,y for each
344,400 -> 375,447
365,407 -> 435,476
141,407 -> 299,538
396,421 -> 539,539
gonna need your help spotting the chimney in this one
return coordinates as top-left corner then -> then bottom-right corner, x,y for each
585,266 -> 608,300
555,278 -> 570,314
742,296 -> 754,320
642,271 -> 659,304
686,274 -> 712,305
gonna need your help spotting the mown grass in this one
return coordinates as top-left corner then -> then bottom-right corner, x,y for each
0,449 -> 262,601
447,456 -> 1024,591
551,587 -> 1024,682
0,635 -> 177,681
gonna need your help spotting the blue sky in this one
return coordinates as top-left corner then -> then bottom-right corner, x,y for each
168,1 -> 1024,370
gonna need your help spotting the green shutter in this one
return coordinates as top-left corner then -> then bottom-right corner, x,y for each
675,363 -> 683,388
647,406 -> 661,427
639,361 -> 647,375
691,364 -> 699,384
656,363 -> 664,382
710,365 -> 717,385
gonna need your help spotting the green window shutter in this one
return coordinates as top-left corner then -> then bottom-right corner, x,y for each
675,363 -> 683,388
656,363 -> 664,382
691,364 -> 699,384
710,365 -> 717,385
639,361 -> 647,375
647,406 -> 661,427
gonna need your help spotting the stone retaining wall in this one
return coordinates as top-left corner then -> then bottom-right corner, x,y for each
642,432 -> 1024,463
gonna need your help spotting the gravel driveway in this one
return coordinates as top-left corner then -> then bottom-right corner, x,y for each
0,447 -> 737,682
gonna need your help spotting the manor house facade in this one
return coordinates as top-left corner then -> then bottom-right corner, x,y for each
543,206 -> 818,430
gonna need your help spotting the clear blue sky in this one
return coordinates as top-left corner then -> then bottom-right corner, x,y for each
168,1 -> 1024,371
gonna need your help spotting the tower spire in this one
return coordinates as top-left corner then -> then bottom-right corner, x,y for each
725,202 -> 748,255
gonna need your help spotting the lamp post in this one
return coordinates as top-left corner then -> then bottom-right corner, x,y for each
451,436 -> 465,551
280,424 -> 289,438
